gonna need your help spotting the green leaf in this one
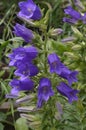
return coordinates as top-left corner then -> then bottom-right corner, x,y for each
0,112 -> 7,121
15,118 -> 28,130
0,123 -> 4,130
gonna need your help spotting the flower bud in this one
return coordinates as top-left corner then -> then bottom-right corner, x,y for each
61,36 -> 76,43
20,113 -> 41,129
15,94 -> 35,105
81,41 -> 85,45
71,26 -> 83,38
17,106 -> 36,112
74,0 -> 85,11
20,114 -> 37,121
64,52 -> 79,60
72,45 -> 81,50
51,28 -> 63,36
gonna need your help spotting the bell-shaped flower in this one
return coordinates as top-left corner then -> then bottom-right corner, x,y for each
63,6 -> 82,24
64,6 -> 81,20
57,82 -> 79,103
18,0 -> 42,20
37,78 -> 54,108
48,53 -> 66,75
59,70 -> 78,86
8,46 -> 38,67
13,23 -> 34,43
9,77 -> 34,96
14,62 -> 39,77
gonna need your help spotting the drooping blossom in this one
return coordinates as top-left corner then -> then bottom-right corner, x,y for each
18,0 -> 42,20
13,23 -> 34,43
8,46 -> 38,67
63,17 -> 78,24
14,62 -> 39,77
9,77 -> 34,96
63,6 -> 82,24
48,53 -> 69,75
59,70 -> 78,86
37,78 -> 54,108
57,82 -> 79,103
64,6 -> 81,20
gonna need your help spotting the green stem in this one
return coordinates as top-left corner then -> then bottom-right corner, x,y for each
44,33 -> 48,74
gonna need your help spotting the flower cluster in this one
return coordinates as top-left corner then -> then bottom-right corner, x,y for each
8,46 -> 39,96
7,0 -> 79,108
48,53 -> 79,103
14,0 -> 42,43
63,6 -> 86,24
36,53 -> 79,108
7,0 -> 42,97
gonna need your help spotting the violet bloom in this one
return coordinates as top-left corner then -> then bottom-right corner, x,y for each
64,6 -> 81,20
14,23 -> 34,43
63,6 -> 81,24
57,82 -> 79,103
48,53 -> 66,75
37,78 -> 54,108
9,77 -> 34,96
63,17 -> 78,24
18,0 -> 42,20
59,70 -> 78,86
14,62 -> 39,77
8,46 -> 38,67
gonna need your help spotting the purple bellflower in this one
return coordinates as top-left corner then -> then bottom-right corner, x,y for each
8,46 -> 38,67
13,23 -> 34,43
64,6 -> 81,20
59,70 -> 78,86
9,77 -> 34,96
18,0 -> 42,20
37,78 -> 54,108
63,17 -> 78,24
14,62 -> 39,77
48,53 -> 68,75
63,6 -> 82,24
8,46 -> 39,77
57,82 -> 79,103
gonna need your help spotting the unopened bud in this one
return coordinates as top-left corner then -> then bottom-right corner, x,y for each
29,121 -> 41,128
74,0 -> 85,11
51,28 -> 63,36
20,114 -> 37,121
17,106 -> 36,112
17,15 -> 35,26
64,52 -> 79,59
61,36 -> 76,43
15,94 -> 34,105
6,94 -> 18,99
72,45 -> 81,50
71,26 -> 83,38
81,41 -> 85,45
